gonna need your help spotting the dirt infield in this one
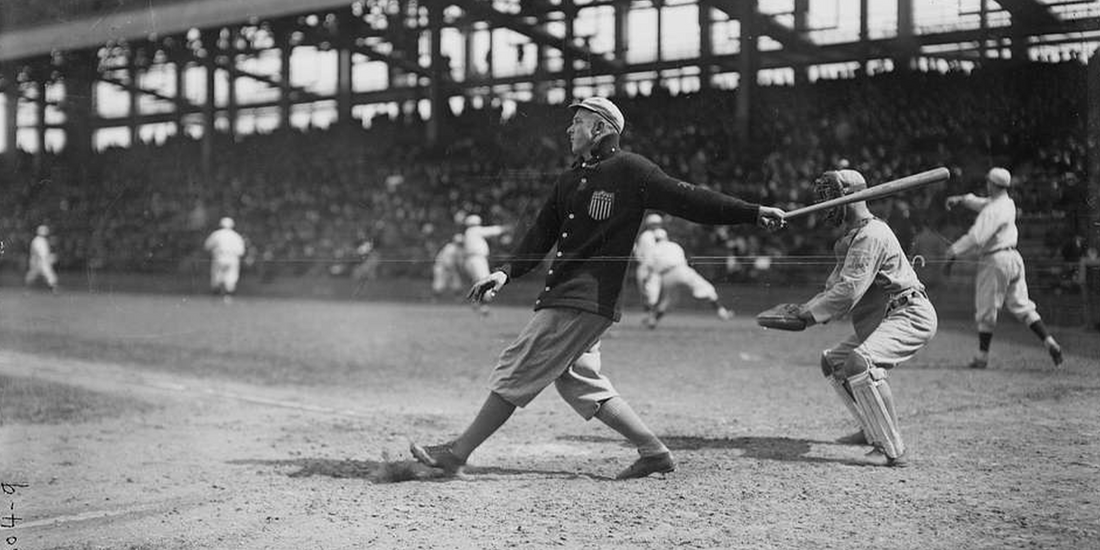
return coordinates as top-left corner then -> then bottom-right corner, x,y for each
1,290 -> 1098,549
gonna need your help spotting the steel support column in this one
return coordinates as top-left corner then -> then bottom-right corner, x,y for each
735,0 -> 758,144
35,74 -> 47,158
63,51 -> 95,162
793,0 -> 809,86
129,49 -> 141,146
176,54 -> 189,136
336,14 -> 354,128
860,0 -> 870,73
896,0 -> 914,70
202,32 -> 217,177
279,27 -> 293,131
563,0 -> 575,102
698,0 -> 712,90
226,31 -> 238,140
2,65 -> 20,162
614,0 -> 629,96
427,2 -> 444,148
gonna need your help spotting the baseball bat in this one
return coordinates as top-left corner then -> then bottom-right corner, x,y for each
784,167 -> 951,220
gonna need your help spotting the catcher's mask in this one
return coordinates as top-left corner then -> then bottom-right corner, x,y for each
812,169 -> 867,227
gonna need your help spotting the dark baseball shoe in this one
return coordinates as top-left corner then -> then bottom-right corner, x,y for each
616,452 -> 675,480
409,442 -> 465,474
886,452 -> 911,468
835,430 -> 869,445
967,357 -> 988,370
1046,340 -> 1064,367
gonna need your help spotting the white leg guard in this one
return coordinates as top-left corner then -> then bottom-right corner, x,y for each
846,370 -> 905,459
828,376 -> 868,433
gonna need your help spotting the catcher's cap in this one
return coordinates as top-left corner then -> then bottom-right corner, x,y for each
569,97 -> 625,134
835,169 -> 867,193
644,213 -> 663,226
652,228 -> 669,241
986,167 -> 1011,188
36,225 -> 49,236
219,217 -> 234,229
465,214 -> 482,226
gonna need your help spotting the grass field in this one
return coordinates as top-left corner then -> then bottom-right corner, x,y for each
1,286 -> 1098,549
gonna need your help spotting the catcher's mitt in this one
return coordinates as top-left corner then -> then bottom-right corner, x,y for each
756,303 -> 808,331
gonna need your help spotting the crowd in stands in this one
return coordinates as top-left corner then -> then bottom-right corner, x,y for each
1,60 -> 1091,290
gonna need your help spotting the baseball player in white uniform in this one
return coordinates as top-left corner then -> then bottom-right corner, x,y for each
945,167 -> 1064,369
642,228 -> 733,328
432,233 -> 466,300
633,213 -> 663,306
788,170 -> 938,467
204,217 -> 246,303
25,225 -> 58,291
463,215 -> 508,315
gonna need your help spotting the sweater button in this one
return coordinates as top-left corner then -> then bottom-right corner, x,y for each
568,214 -> 575,219
544,286 -> 550,292
556,251 -> 562,257
548,269 -> 554,275
561,232 -> 567,238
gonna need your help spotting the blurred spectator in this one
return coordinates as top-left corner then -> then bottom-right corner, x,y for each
25,224 -> 58,292
0,60 -> 1087,288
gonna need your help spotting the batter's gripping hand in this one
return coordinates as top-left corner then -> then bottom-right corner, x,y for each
756,303 -> 809,331
467,271 -> 508,303
757,206 -> 787,232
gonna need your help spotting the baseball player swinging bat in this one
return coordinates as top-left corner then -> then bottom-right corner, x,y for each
784,167 -> 951,220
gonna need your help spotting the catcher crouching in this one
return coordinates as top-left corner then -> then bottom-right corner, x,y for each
757,169 -> 938,467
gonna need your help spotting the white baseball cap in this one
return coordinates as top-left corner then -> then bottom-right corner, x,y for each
36,225 -> 49,236
569,97 -> 625,134
986,167 -> 1011,188
220,217 -> 234,229
465,214 -> 482,226
644,213 -> 663,226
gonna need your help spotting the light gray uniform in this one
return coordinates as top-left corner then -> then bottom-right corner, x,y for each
807,218 -> 938,374
947,193 -> 1039,333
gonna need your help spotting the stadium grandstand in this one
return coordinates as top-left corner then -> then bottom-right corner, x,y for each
1,1 -> 1098,322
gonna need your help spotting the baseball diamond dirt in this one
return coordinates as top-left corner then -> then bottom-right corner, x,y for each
1,285 -> 1097,549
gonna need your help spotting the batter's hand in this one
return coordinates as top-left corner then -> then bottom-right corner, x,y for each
757,206 -> 787,232
945,195 -> 963,210
467,271 -> 508,303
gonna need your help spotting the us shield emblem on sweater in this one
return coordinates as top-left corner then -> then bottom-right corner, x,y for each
588,191 -> 615,220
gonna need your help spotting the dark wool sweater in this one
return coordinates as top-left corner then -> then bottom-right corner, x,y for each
497,134 -> 761,321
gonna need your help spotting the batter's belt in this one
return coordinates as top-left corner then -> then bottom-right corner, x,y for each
981,246 -> 1016,257
656,264 -> 681,276
886,288 -> 926,312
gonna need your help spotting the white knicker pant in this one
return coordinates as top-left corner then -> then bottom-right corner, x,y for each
432,264 -> 463,293
25,258 -> 58,287
974,249 -> 1039,333
211,258 -> 241,292
823,295 -> 938,373
645,265 -> 718,309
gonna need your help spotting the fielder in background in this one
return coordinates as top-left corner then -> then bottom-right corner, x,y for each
431,233 -> 466,301
642,228 -> 734,329
410,97 -> 786,480
25,224 -> 59,292
462,214 -> 509,315
762,170 -> 938,468
632,213 -> 663,307
944,167 -> 1064,369
204,217 -> 246,303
